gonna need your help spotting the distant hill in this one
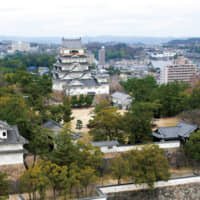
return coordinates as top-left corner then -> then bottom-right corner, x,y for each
86,43 -> 144,60
167,38 -> 200,46
0,35 -> 178,45
83,36 -> 176,45
0,36 -> 61,44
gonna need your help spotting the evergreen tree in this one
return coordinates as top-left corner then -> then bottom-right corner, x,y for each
76,120 -> 83,130
126,145 -> 170,189
62,96 -> 73,123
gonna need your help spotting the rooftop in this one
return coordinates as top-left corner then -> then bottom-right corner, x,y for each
111,91 -> 132,104
91,140 -> 119,147
42,119 -> 63,133
0,121 -> 27,145
61,38 -> 83,49
153,121 -> 198,139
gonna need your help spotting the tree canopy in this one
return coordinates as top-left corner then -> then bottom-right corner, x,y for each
126,145 -> 170,188
184,131 -> 200,163
88,107 -> 126,143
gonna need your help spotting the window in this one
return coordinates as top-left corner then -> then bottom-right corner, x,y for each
2,132 -> 6,137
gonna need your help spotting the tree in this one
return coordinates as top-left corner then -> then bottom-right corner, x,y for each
27,126 -> 54,167
48,130 -> 81,166
0,172 -> 9,198
0,95 -> 38,138
71,95 -> 78,107
20,164 -> 49,200
62,96 -> 73,123
79,167 -> 97,196
124,102 -> 155,144
89,107 -> 126,143
121,75 -> 158,102
156,81 -> 189,117
94,99 -> 111,114
76,120 -> 83,130
39,160 -> 69,200
78,94 -> 85,107
126,145 -> 170,189
85,95 -> 93,107
48,104 -> 64,123
185,131 -> 200,165
77,141 -> 103,175
110,155 -> 128,184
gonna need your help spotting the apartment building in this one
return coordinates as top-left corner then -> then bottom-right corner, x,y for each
160,56 -> 196,84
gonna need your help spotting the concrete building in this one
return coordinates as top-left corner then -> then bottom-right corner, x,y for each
9,41 -> 31,53
0,120 -> 27,166
52,38 -> 109,95
150,51 -> 176,59
87,51 -> 95,65
38,67 -> 50,76
98,46 -> 106,66
160,56 -> 196,84
111,91 -> 132,109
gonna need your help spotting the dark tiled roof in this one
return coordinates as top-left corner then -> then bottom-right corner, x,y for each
42,120 -> 82,140
177,121 -> 198,137
91,141 -> 119,147
0,124 -> 27,145
71,132 -> 83,140
65,78 -> 99,88
0,120 -> 10,129
42,119 -> 63,132
80,79 -> 99,87
153,121 -> 198,139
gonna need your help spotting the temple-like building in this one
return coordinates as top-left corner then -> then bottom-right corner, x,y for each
52,38 -> 109,95
0,120 -> 27,166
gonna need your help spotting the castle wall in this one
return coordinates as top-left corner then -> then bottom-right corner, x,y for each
0,144 -> 23,151
106,183 -> 200,200
53,80 -> 65,91
99,141 -> 180,154
0,152 -> 24,166
67,84 -> 109,95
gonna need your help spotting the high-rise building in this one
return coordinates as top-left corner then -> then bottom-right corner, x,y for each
52,38 -> 109,95
98,46 -> 106,66
11,41 -> 31,52
160,56 -> 196,84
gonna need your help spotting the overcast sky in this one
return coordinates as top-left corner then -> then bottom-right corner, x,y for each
0,0 -> 200,37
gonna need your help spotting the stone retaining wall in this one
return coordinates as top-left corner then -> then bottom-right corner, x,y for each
107,183 -> 200,200
0,164 -> 25,180
0,164 -> 25,193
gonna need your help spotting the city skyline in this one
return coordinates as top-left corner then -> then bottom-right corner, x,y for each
0,0 -> 200,37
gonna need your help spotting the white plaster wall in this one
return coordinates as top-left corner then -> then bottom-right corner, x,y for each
67,84 -> 109,95
63,49 -> 70,54
53,81 -> 109,94
53,81 -> 65,91
0,144 -> 23,151
160,66 -> 168,84
88,197 -> 106,200
99,176 -> 200,194
62,58 -> 87,63
0,153 -> 24,166
99,141 -> 180,153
